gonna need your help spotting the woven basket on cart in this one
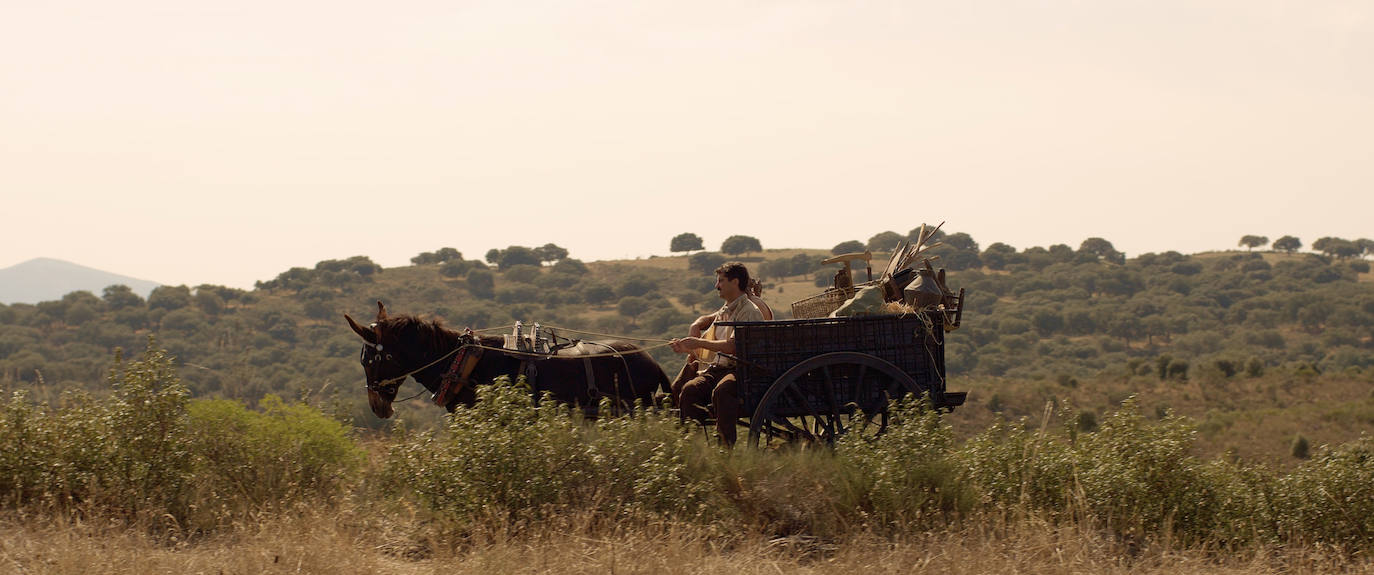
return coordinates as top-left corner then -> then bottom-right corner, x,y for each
789,280 -> 881,319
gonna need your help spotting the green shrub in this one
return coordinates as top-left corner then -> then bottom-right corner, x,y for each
1194,459 -> 1281,545
1,343 -> 362,533
1071,400 -> 1220,542
95,345 -> 196,520
1166,358 -> 1190,380
1075,410 -> 1098,432
1275,436 -> 1374,548
1290,434 -> 1311,460
382,378 -> 725,523
0,389 -> 53,505
956,420 -> 1076,513
187,395 -> 363,510
0,344 -> 195,521
836,399 -> 976,527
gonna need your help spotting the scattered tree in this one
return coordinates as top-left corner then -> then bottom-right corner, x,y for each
1078,237 -> 1125,264
1354,238 -> 1374,259
981,242 -> 1017,270
581,281 -> 616,305
670,233 -> 705,255
315,256 -> 381,277
926,232 -> 983,270
1272,235 -> 1302,253
194,289 -> 225,316
534,243 -> 569,264
485,246 -> 542,270
865,231 -> 904,252
148,285 -> 193,311
1238,235 -> 1268,251
411,247 -> 463,265
102,285 -> 144,310
1314,237 -> 1362,259
503,265 -> 543,283
439,260 -> 472,278
617,274 -> 658,298
689,252 -> 728,274
465,268 -> 495,298
720,235 -> 762,255
551,258 -> 589,276
943,232 -> 980,253
907,225 -> 945,244
1330,241 -> 1363,259
617,296 -> 652,324
1291,434 -> 1311,459
831,240 -> 865,255
761,254 -> 818,279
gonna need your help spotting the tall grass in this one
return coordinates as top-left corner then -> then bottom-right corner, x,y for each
5,345 -> 1374,564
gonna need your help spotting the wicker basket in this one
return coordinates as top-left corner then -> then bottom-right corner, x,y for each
789,280 -> 880,319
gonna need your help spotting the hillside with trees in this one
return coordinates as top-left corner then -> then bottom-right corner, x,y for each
4,230 -> 1374,570
1,231 -> 1371,461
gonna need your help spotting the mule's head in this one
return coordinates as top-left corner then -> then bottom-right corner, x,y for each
346,301 -> 405,419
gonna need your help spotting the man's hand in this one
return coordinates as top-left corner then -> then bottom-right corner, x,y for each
669,337 -> 701,354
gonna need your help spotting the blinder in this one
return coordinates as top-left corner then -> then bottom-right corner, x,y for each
360,326 -> 402,392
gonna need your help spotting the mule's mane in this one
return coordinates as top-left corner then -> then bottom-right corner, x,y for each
381,313 -> 450,334
379,314 -> 464,355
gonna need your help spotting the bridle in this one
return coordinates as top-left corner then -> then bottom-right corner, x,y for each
360,338 -> 407,393
360,326 -> 476,401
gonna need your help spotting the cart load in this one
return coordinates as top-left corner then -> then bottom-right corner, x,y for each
726,224 -> 968,447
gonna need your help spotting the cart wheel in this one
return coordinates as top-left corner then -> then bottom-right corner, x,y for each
747,352 -> 926,448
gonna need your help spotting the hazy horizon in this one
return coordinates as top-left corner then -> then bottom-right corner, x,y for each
4,1 -> 1371,289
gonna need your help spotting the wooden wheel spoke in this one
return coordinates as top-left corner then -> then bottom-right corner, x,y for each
783,381 -> 828,439
774,416 -> 814,442
748,352 -> 925,448
822,366 -> 844,437
852,364 -> 867,406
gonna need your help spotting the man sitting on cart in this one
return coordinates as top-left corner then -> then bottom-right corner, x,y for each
669,261 -> 766,446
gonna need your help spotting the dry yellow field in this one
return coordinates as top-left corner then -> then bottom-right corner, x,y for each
5,511 -> 1373,575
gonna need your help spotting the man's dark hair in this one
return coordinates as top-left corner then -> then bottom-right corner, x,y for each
714,262 -> 750,292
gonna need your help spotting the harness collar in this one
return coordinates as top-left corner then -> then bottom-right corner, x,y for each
433,329 -> 481,406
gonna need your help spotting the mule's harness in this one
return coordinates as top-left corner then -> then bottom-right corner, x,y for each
366,326 -> 653,406
432,337 -> 483,407
363,328 -> 479,402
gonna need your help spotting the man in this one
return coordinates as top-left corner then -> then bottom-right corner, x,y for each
669,262 -> 765,446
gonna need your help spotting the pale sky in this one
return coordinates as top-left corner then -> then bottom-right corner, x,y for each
3,1 -> 1371,289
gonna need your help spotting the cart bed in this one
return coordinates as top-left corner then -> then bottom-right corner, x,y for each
722,313 -> 955,416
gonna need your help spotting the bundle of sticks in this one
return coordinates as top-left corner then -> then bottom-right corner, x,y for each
877,221 -> 944,300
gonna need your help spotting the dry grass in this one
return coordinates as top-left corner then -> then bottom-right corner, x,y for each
4,509 -> 1373,575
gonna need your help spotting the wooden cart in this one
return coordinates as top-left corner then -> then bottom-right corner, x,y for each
720,311 -> 966,447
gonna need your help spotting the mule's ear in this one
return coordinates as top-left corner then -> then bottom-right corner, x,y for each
345,314 -> 377,343
376,301 -> 388,322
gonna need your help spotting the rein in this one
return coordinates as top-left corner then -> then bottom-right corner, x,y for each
365,344 -> 466,392
366,325 -> 674,404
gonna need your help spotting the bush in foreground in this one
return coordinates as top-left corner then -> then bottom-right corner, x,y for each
0,342 -> 360,532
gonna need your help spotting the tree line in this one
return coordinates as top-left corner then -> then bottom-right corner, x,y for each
0,230 -> 1370,428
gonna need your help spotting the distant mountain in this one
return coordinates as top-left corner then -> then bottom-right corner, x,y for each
0,258 -> 161,305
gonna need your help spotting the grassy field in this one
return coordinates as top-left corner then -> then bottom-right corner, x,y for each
7,510 -> 1374,575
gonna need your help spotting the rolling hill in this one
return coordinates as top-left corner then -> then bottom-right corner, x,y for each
0,258 -> 161,305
